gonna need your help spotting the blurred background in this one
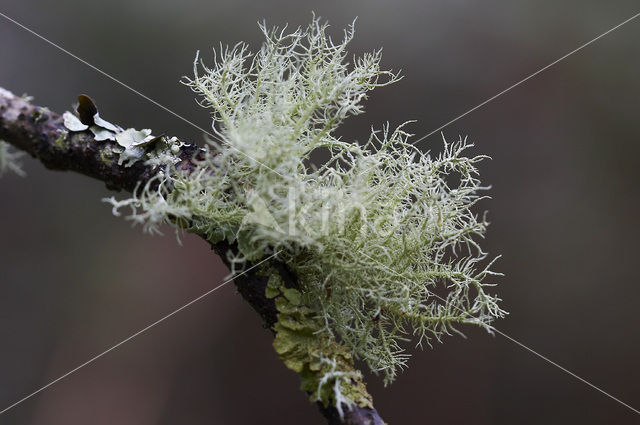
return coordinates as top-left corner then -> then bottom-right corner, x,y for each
1,1 -> 639,424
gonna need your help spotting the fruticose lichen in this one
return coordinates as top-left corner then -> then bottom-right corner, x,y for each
106,16 -> 507,406
0,140 -> 25,177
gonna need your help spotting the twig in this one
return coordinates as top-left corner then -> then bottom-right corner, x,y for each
0,86 -> 385,425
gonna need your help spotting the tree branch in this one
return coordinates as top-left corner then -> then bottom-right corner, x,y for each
0,87 -> 385,425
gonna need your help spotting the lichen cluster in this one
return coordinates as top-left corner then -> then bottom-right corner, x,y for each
107,16 -> 506,397
265,271 -> 373,416
62,96 -> 186,168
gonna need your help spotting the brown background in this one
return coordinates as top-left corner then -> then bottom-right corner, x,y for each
1,1 -> 639,424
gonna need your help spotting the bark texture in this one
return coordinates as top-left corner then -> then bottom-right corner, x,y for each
0,87 -> 385,425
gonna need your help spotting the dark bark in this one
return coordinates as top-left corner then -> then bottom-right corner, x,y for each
0,87 -> 386,425
319,403 -> 385,425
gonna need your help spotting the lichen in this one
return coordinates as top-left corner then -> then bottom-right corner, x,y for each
53,129 -> 69,151
144,136 -> 185,167
63,111 -> 89,132
30,106 -> 49,123
113,128 -> 155,166
106,16 -> 506,393
266,272 -> 373,417
63,101 -> 170,168
0,140 -> 25,177
99,147 -> 114,166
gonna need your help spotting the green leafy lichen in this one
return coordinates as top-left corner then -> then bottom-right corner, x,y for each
266,272 -> 373,417
106,15 -> 506,398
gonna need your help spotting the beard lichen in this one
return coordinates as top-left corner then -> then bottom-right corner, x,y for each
106,16 -> 507,411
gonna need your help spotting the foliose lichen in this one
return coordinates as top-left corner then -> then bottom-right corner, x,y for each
63,96 -> 179,168
265,271 -> 373,417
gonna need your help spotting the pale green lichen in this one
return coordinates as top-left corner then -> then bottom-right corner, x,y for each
63,111 -> 89,132
143,136 -> 185,167
106,16 -> 506,393
113,128 -> 155,166
0,140 -> 25,177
